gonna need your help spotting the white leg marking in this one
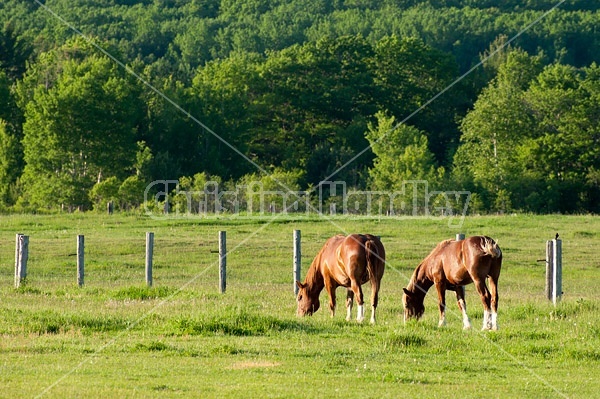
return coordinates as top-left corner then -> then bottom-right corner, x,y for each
370,306 -> 376,324
459,299 -> 471,329
438,315 -> 446,327
491,312 -> 498,331
463,316 -> 472,330
346,303 -> 352,321
482,309 -> 491,330
356,304 -> 365,323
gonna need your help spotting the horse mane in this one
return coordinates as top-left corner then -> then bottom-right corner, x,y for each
407,239 -> 454,293
406,263 -> 424,293
303,240 -> 330,290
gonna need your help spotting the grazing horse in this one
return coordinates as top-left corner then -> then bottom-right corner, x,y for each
296,234 -> 385,324
402,236 -> 502,330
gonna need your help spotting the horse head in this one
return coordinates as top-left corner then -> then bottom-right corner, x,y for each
296,281 -> 320,316
402,288 -> 424,321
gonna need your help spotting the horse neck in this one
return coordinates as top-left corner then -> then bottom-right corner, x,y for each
408,263 -> 433,298
303,257 -> 325,295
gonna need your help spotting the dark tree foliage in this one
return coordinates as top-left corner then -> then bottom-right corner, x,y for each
0,0 -> 599,212
0,22 -> 32,80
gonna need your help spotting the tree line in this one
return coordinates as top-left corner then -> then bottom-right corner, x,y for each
0,0 -> 599,214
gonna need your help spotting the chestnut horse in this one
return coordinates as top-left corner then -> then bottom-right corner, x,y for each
402,236 -> 502,330
296,234 -> 385,324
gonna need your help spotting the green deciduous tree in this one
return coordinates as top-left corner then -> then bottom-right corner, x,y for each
237,167 -> 305,213
366,111 -> 444,188
372,36 -> 463,164
0,22 -> 31,80
171,172 -> 221,214
454,50 -> 600,213
365,111 -> 445,215
249,35 -> 377,185
118,175 -> 147,211
189,51 -> 263,179
0,119 -> 19,205
89,176 -> 120,212
516,63 -> 600,212
18,40 -> 143,210
453,50 -> 542,212
0,70 -> 24,206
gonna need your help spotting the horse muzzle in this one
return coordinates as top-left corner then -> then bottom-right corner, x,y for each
297,308 -> 313,317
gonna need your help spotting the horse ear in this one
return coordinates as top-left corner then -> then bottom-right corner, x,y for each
403,288 -> 411,296
296,281 -> 305,290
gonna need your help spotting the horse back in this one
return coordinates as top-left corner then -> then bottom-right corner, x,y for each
460,236 -> 502,281
428,236 -> 500,285
430,240 -> 472,285
321,234 -> 385,287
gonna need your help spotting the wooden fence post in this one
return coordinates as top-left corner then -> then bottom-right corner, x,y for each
14,233 -> 22,288
456,233 -> 465,241
77,235 -> 85,287
545,240 -> 553,301
552,238 -> 562,305
146,232 -> 154,287
20,235 -> 29,284
14,234 -> 29,288
545,238 -> 562,305
293,230 -> 301,295
219,231 -> 226,293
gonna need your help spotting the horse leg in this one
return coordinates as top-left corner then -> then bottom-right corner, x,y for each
455,286 -> 472,330
325,282 -> 337,318
345,289 -> 354,321
488,275 -> 500,330
369,278 -> 380,325
434,281 -> 447,327
351,280 -> 365,323
473,279 -> 492,330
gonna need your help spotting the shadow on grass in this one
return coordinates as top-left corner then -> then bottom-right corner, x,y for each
172,307 -> 322,337
4,309 -> 131,335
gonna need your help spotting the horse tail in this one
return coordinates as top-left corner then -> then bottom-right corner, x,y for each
365,238 -> 381,281
481,237 -> 502,258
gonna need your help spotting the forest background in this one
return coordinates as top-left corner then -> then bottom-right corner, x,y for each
1,0 -> 599,215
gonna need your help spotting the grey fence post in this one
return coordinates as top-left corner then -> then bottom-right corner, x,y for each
219,231 -> 226,293
146,232 -> 154,287
14,234 -> 19,287
293,230 -> 301,295
77,235 -> 85,287
545,240 -> 553,301
545,238 -> 562,305
552,238 -> 562,305
14,234 -> 29,288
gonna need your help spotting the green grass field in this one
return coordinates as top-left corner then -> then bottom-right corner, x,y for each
1,213 -> 599,398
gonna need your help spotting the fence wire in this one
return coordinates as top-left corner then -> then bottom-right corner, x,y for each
1,224 -> 598,300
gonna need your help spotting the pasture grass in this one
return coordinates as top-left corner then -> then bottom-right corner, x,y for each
0,213 -> 599,398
